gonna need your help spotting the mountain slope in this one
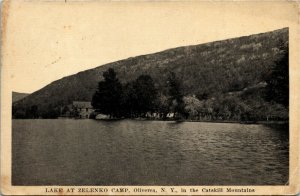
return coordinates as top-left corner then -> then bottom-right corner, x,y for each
12,92 -> 29,103
13,28 -> 288,118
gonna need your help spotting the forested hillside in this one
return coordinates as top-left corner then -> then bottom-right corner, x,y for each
13,28 -> 288,120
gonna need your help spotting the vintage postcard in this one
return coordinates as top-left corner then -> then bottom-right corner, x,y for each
1,0 -> 300,195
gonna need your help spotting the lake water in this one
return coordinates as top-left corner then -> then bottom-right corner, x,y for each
12,119 -> 288,185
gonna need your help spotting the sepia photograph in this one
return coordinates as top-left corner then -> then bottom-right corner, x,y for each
1,1 -> 300,195
11,28 -> 289,186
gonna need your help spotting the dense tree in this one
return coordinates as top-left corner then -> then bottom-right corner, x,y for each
12,104 -> 40,119
121,75 -> 157,117
265,44 -> 289,107
167,72 -> 186,118
40,104 -> 60,119
61,105 -> 70,115
132,75 -> 157,116
28,105 -> 39,118
92,68 -> 123,118
121,82 -> 138,118
183,95 -> 203,119
12,105 -> 26,119
155,94 -> 169,119
92,70 -> 157,118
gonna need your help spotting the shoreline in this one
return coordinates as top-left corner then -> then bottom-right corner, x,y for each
126,118 -> 288,125
13,117 -> 288,125
87,117 -> 288,125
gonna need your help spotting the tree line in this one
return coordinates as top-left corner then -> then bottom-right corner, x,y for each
91,68 -> 187,119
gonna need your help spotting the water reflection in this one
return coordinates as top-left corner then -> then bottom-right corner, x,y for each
12,119 -> 288,185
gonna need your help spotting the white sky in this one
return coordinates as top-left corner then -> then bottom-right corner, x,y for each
2,1 -> 297,93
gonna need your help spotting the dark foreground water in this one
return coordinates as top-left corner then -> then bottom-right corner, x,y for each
12,119 -> 288,185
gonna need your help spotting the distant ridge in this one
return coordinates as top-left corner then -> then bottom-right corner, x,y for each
12,92 -> 29,103
13,28 -> 288,117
